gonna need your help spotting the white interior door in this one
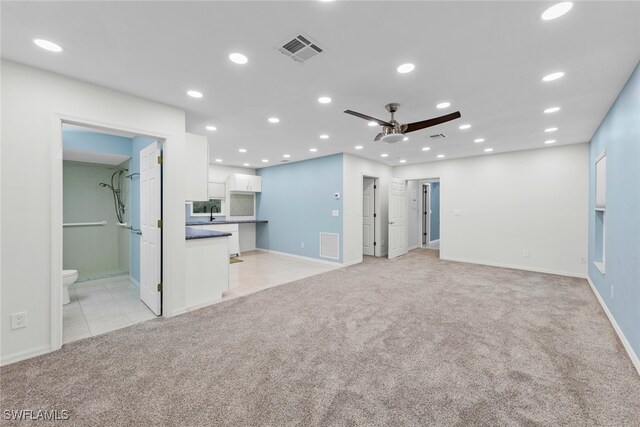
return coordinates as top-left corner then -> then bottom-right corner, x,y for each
388,178 -> 407,259
140,141 -> 161,315
363,178 -> 375,256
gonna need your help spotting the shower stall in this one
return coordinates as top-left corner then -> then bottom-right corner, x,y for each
63,160 -> 133,282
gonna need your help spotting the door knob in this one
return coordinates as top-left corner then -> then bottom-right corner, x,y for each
389,221 -> 395,225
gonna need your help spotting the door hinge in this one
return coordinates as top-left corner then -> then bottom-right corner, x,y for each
423,233 -> 427,236
374,242 -> 377,246
374,185 -> 377,189
157,156 -> 163,165
157,219 -> 163,228
157,283 -> 163,292
373,213 -> 377,218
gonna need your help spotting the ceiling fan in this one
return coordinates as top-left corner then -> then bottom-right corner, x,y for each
344,103 -> 461,143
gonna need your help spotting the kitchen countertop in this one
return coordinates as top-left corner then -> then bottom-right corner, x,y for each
186,219 -> 269,226
185,226 -> 232,240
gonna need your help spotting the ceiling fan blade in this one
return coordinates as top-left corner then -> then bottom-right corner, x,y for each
401,111 -> 462,133
344,110 -> 394,127
374,133 -> 383,142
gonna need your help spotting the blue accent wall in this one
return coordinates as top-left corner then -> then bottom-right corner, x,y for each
430,182 -> 440,241
588,60 -> 640,359
256,154 -> 343,263
63,129 -> 132,156
130,136 -> 156,283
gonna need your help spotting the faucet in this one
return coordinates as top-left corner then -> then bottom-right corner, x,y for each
210,205 -> 216,222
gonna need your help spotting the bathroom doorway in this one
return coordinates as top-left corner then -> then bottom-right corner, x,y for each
60,123 -> 162,343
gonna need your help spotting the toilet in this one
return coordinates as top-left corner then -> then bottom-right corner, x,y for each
62,270 -> 78,305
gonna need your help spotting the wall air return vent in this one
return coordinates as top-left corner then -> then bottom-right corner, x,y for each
429,133 -> 447,139
278,32 -> 324,64
319,232 -> 339,260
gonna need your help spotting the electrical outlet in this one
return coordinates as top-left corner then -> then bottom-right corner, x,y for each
11,312 -> 27,329
300,242 -> 304,249
578,256 -> 586,264
610,285 -> 614,299
522,250 -> 530,259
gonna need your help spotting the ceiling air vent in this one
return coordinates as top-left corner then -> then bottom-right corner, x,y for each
429,133 -> 447,139
278,32 -> 324,64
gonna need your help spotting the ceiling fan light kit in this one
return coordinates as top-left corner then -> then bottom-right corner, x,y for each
344,103 -> 461,143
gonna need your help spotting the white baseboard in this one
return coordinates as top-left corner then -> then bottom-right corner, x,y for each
429,239 -> 440,244
129,277 -> 140,288
73,273 -> 129,288
440,256 -> 586,279
586,276 -> 640,376
1,345 -> 51,367
254,248 -> 343,267
408,245 -> 419,251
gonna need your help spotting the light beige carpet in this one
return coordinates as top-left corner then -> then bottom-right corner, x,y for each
2,250 -> 639,426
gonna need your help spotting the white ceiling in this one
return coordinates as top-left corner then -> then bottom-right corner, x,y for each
2,1 -> 639,169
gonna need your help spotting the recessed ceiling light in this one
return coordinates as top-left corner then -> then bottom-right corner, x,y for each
541,2 -> 574,21
283,154 -> 291,158
238,148 -> 247,153
368,121 -> 378,127
474,138 -> 485,143
268,117 -> 280,123
320,134 -> 329,139
309,148 -> 318,152
403,137 -> 409,142
544,107 -> 561,113
543,72 -> 565,82
397,63 -> 415,74
355,145 -> 363,150
437,154 -> 445,159
545,127 -> 558,133
229,53 -> 248,64
215,158 -> 222,163
261,159 -> 269,163
545,139 -> 557,144
422,147 -> 430,151
484,148 -> 494,153
380,153 -> 389,158
436,102 -> 451,109
243,163 -> 250,167
205,125 -> 217,131
459,124 -> 471,130
399,159 -> 407,163
318,96 -> 332,104
33,38 -> 63,52
187,90 -> 203,98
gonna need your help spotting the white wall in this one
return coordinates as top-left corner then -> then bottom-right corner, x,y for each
342,154 -> 393,265
1,61 -> 187,364
393,144 -> 589,276
208,164 -> 256,181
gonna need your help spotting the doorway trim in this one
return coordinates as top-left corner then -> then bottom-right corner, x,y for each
50,113 -> 170,352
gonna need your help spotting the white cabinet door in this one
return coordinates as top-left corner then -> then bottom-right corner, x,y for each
249,175 -> 262,192
185,133 -> 208,201
227,173 -> 261,192
208,181 -> 226,199
202,224 -> 240,256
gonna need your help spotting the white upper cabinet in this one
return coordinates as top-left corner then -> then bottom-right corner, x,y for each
227,173 -> 261,192
185,133 -> 209,201
208,180 -> 226,199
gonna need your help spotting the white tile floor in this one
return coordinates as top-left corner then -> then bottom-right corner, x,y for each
63,278 -> 156,344
223,250 -> 341,299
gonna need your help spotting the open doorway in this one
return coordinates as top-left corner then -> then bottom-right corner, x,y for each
60,123 -> 162,344
362,176 -> 380,257
419,180 -> 440,250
